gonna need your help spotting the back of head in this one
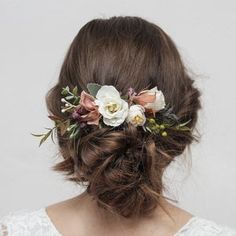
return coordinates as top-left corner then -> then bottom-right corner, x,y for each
46,16 -> 201,218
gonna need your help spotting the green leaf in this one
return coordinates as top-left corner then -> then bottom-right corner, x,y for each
121,94 -> 129,100
39,129 -> 53,147
45,127 -> 53,130
61,86 -> 69,95
33,128 -> 54,147
162,123 -> 172,128
87,83 -> 101,97
31,133 -> 45,137
56,120 -> 69,136
73,96 -> 80,105
178,126 -> 191,131
179,119 -> 192,127
69,128 -> 80,139
67,123 -> 77,131
65,95 -> 74,100
146,126 -> 153,133
142,126 -> 147,132
50,129 -> 55,144
72,86 -> 78,95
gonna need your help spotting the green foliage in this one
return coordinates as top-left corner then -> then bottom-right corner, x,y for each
61,86 -> 70,95
72,86 -> 78,95
155,104 -> 179,125
174,119 -> 192,131
61,86 -> 80,106
144,113 -> 192,136
33,86 -> 83,147
31,127 -> 56,147
65,95 -> 74,100
121,94 -> 129,100
87,83 -> 101,97
32,119 -> 81,146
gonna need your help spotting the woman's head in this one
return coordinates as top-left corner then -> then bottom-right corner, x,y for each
46,16 -> 201,218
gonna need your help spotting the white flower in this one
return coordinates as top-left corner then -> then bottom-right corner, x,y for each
94,85 -> 129,127
126,105 -> 146,126
144,87 -> 166,112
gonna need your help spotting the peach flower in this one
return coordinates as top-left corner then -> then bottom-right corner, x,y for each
132,86 -> 166,115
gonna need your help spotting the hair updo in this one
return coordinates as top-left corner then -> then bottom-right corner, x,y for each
46,16 -> 202,218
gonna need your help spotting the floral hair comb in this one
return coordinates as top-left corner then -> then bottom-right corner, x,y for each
32,83 -> 191,146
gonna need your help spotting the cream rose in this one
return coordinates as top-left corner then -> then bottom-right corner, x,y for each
94,85 -> 129,127
126,105 -> 146,126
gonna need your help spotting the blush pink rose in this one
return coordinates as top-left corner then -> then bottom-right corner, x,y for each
72,91 -> 101,125
132,89 -> 156,115
132,90 -> 156,106
132,86 -> 166,116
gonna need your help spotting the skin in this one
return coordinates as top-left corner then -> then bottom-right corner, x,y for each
46,191 -> 194,236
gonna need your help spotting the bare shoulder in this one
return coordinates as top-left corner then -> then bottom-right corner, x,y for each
150,199 -> 195,235
156,198 -> 195,225
45,192 -> 88,236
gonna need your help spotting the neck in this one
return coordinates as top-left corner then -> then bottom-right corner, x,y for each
46,190 -> 194,235
75,191 -> 178,226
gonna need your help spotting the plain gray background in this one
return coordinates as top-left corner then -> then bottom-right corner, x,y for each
0,0 -> 235,228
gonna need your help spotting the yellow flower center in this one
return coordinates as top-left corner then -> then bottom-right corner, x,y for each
106,102 -> 119,113
132,115 -> 144,125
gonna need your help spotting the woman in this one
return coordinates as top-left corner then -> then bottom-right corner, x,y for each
1,16 -> 235,236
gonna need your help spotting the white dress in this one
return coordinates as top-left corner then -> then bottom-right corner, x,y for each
0,208 -> 236,236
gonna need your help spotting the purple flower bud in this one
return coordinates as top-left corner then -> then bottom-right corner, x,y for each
72,111 -> 80,119
128,87 -> 137,98
80,122 -> 86,128
77,106 -> 87,115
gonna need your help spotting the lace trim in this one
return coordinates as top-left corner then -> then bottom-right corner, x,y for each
1,208 -> 236,236
41,210 -> 236,236
174,216 -> 199,235
40,208 -> 62,235
174,216 -> 236,235
0,208 -> 61,236
42,208 -> 199,236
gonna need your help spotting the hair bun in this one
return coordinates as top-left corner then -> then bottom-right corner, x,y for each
72,124 -> 168,217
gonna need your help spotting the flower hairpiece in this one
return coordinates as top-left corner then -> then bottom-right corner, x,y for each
32,83 -> 191,146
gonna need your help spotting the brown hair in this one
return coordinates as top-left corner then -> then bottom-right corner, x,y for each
46,16 -> 202,218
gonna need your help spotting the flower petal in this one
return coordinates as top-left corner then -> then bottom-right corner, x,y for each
79,91 -> 97,111
133,93 -> 156,106
96,85 -> 121,101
